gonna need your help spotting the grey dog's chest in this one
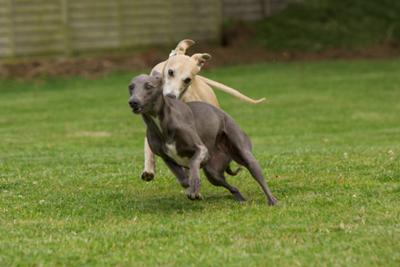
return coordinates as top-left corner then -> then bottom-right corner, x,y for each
163,141 -> 190,167
146,116 -> 192,167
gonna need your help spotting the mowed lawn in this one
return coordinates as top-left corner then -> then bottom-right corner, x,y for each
0,59 -> 399,266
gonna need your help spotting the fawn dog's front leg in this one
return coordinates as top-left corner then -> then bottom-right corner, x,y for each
141,137 -> 155,181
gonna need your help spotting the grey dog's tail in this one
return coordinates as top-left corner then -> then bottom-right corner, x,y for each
225,164 -> 241,176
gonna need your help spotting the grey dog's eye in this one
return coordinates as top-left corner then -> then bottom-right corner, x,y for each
128,84 -> 135,91
183,77 -> 191,84
144,83 -> 153,90
168,69 -> 174,77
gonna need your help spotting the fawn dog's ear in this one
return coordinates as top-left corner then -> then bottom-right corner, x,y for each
174,39 -> 195,55
191,53 -> 212,68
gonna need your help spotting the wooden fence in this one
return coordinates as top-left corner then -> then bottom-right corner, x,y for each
223,0 -> 299,21
0,0 -> 221,58
0,0 -> 293,58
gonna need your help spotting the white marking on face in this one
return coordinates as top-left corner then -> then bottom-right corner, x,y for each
165,142 -> 190,167
162,78 -> 181,98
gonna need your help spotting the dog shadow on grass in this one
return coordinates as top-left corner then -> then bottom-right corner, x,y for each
112,193 -> 239,216
39,191 -> 241,220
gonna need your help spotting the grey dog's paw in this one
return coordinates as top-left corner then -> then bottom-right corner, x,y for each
180,179 -> 190,189
233,192 -> 246,202
268,196 -> 278,206
186,190 -> 203,200
141,171 -> 154,181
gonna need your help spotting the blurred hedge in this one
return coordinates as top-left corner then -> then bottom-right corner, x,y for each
252,0 -> 400,51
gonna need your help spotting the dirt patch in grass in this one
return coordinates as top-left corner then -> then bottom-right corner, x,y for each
0,43 -> 399,80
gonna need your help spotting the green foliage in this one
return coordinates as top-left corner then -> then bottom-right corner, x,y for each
1,59 -> 400,266
253,0 -> 400,51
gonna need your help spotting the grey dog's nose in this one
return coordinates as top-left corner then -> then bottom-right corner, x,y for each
166,93 -> 177,99
129,99 -> 139,108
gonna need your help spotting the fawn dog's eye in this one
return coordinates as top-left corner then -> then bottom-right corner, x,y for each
183,77 -> 191,84
168,69 -> 174,77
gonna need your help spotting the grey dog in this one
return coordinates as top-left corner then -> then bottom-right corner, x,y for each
128,73 -> 277,205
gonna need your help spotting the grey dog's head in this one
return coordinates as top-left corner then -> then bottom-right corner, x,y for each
128,73 -> 163,114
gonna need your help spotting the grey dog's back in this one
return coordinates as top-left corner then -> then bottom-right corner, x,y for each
185,101 -> 252,152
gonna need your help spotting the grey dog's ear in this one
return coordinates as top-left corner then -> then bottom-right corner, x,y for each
151,70 -> 161,78
191,53 -> 212,67
150,71 -> 163,86
174,39 -> 195,55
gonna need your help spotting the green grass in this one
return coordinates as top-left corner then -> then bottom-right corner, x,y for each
251,0 -> 400,51
1,59 -> 399,266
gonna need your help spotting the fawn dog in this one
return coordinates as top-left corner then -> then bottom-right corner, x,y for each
141,39 -> 266,181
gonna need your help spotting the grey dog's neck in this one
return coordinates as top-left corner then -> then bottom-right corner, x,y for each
146,93 -> 166,116
142,95 -> 171,133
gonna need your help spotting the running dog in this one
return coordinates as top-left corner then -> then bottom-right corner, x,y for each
142,40 -> 266,181
129,73 -> 277,205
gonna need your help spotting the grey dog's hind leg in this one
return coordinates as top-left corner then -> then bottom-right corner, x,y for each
203,167 -> 246,202
223,123 -> 277,206
225,164 -> 241,176
232,150 -> 277,206
203,152 -> 246,202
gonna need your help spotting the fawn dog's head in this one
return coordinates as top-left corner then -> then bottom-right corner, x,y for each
160,39 -> 211,99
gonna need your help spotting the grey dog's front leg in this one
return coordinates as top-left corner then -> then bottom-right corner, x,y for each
163,159 -> 189,188
187,145 -> 208,200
